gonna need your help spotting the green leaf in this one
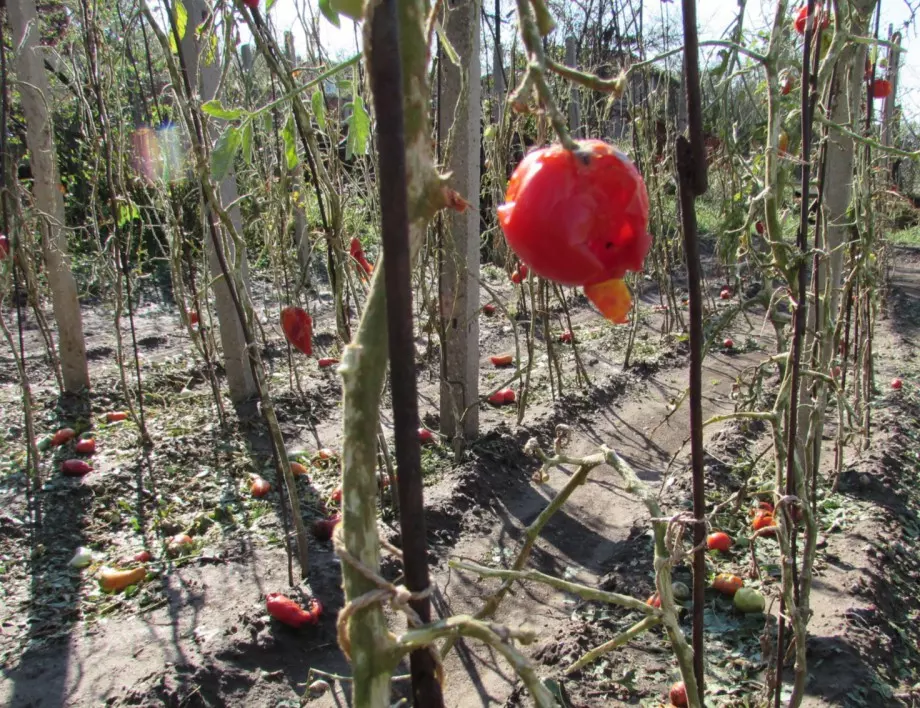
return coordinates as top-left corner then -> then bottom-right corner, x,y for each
117,202 -> 140,228
435,22 -> 460,66
211,126 -> 241,180
266,0 -> 277,9
241,121 -> 253,165
311,89 -> 327,131
282,114 -> 299,169
169,0 -> 187,55
201,100 -> 245,121
318,0 -> 340,27
344,95 -> 370,160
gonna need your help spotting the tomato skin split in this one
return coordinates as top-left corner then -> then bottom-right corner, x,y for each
498,140 -> 650,288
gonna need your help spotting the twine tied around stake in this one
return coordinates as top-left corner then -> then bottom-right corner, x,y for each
333,525 -> 445,686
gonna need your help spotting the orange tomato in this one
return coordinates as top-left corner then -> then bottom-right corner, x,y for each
712,573 -> 744,596
490,354 -> 514,367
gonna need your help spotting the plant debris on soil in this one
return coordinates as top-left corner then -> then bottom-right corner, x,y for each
2,251 -> 920,707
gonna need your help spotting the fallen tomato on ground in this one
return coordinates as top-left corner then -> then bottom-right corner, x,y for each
317,357 -> 339,368
250,476 -> 271,498
892,377 -> 903,390
669,680 -> 688,707
134,550 -> 152,563
266,593 -> 322,628
168,533 -> 194,555
51,428 -> 76,447
559,330 -> 574,344
707,531 -> 732,552
62,459 -> 93,477
312,514 -> 341,541
106,411 -> 129,423
712,573 -> 744,596
99,566 -> 146,593
281,306 -> 313,356
490,353 -> 514,367
498,140 -> 650,324
290,461 -> 309,476
723,338 -> 734,350
75,438 -> 96,455
482,303 -> 496,316
418,428 -> 435,444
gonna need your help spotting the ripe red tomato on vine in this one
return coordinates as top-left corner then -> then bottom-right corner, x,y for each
498,140 -> 650,324
280,306 -> 313,356
794,4 -> 829,35
872,79 -> 893,100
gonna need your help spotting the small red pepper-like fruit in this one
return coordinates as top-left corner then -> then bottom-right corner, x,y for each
51,428 -> 76,447
251,476 -> 271,498
318,357 -> 339,368
62,459 -> 93,477
488,390 -> 507,406
349,238 -> 374,275
312,514 -> 341,541
723,338 -> 734,350
559,330 -> 574,344
490,354 -> 514,367
707,531 -> 733,552
482,303 -> 496,316
518,264 -> 529,279
134,550 -> 152,563
712,573 -> 744,596
418,428 -> 435,444
266,593 -> 322,628
281,306 -> 313,356
187,310 -> 199,326
502,389 -> 516,404
872,79 -> 893,100
891,377 -> 903,390
646,593 -> 661,608
331,486 -> 343,503
107,411 -> 129,423
0,234 -> 9,260
756,221 -> 765,235
510,271 -> 522,285
669,680 -> 689,707
75,438 -> 96,455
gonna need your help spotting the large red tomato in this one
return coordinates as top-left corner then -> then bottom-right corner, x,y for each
872,79 -> 892,100
281,306 -> 313,356
497,140 -> 650,323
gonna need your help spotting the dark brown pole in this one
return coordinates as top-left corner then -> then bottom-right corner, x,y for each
678,0 -> 709,701
366,2 -> 444,705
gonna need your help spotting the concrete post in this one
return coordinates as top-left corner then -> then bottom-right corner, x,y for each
439,0 -> 482,444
